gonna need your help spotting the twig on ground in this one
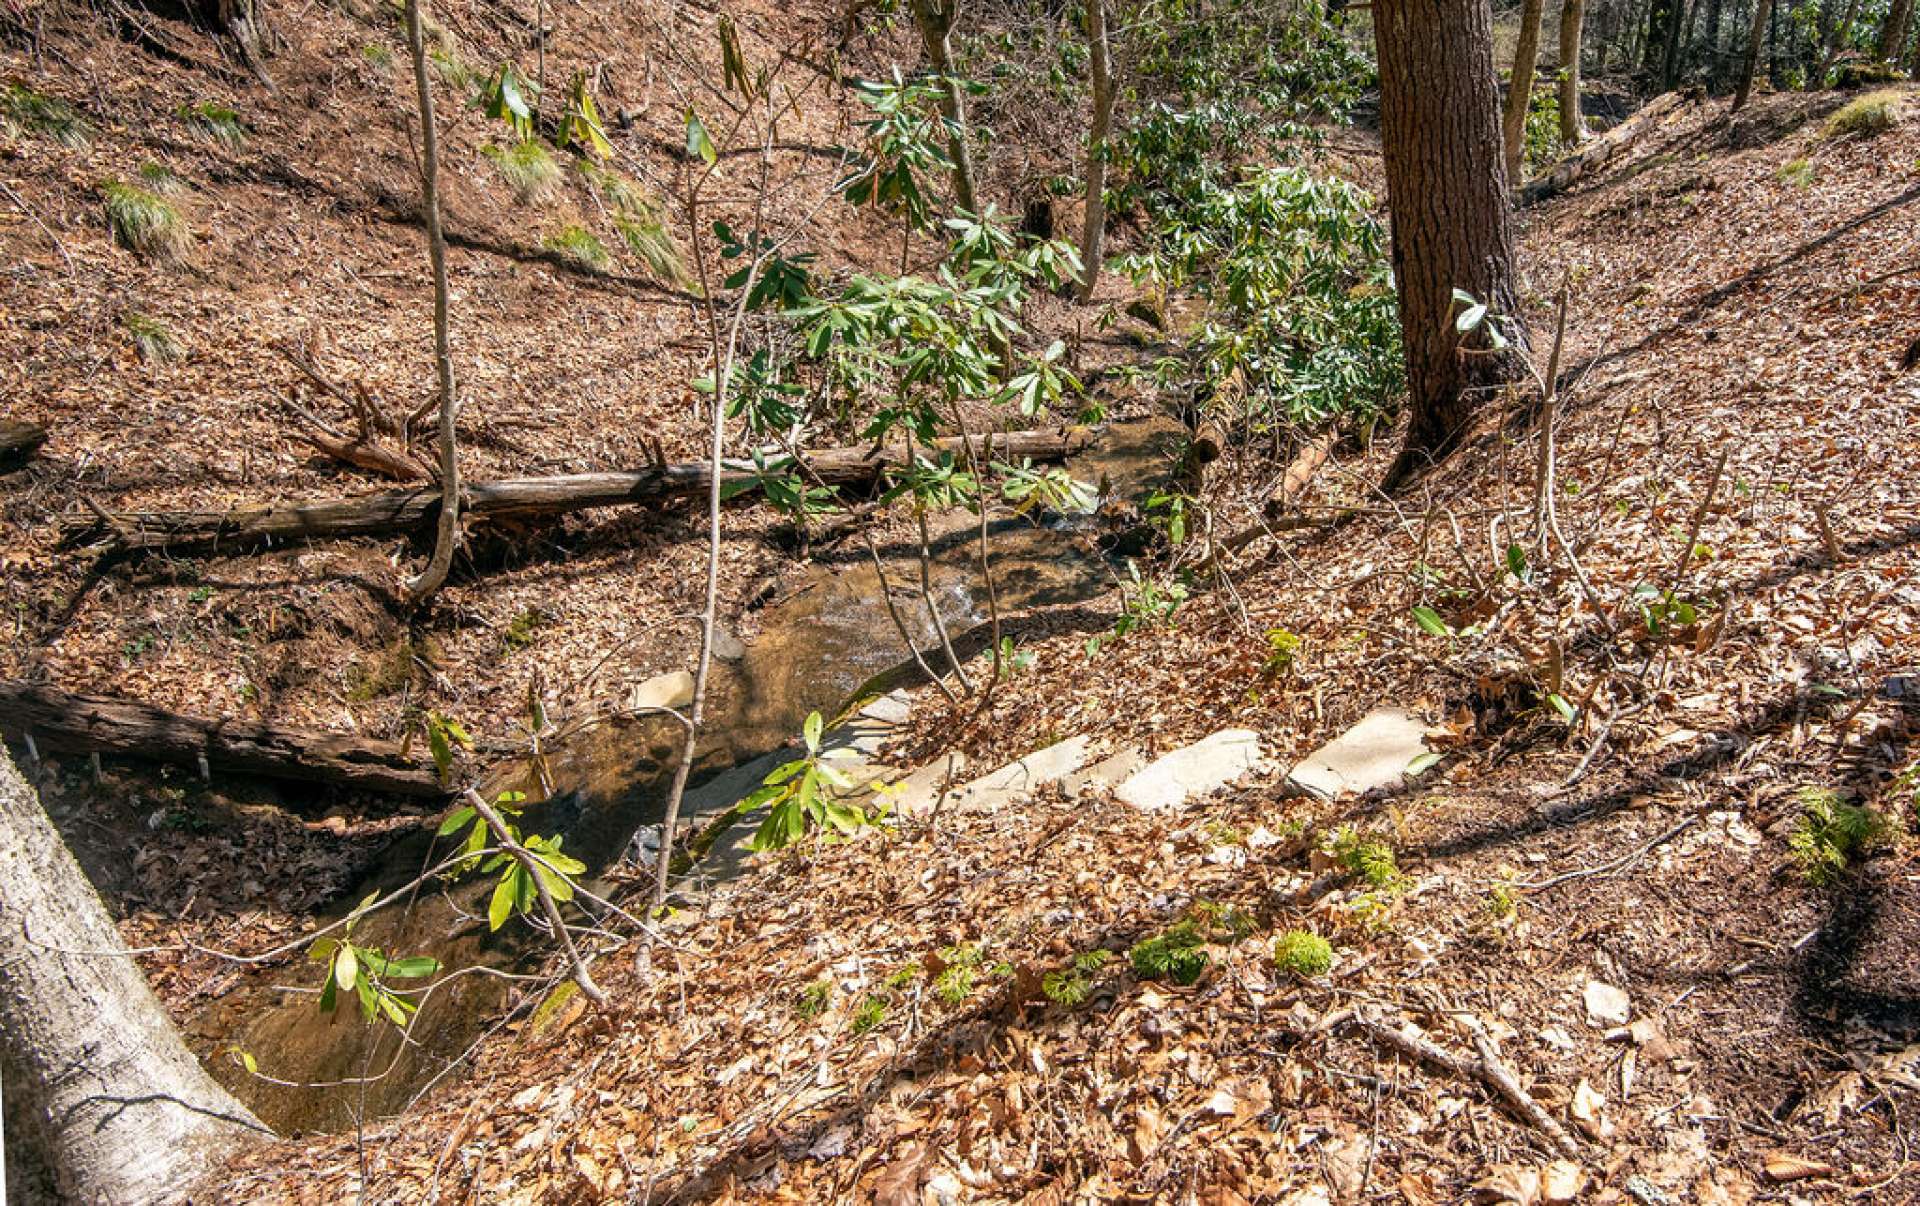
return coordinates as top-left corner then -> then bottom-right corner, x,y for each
1514,813 -> 1699,893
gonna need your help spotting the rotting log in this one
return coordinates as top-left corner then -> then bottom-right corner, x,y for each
0,682 -> 447,797
1,420 -> 47,471
1516,91 -> 1694,207
61,427 -> 1092,554
1263,431 -> 1337,518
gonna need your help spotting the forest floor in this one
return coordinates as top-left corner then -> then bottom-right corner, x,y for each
5,2 -> 1920,1202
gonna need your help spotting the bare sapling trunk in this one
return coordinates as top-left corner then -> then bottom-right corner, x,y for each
1374,0 -> 1529,488
1734,0 -> 1772,108
906,0 -> 980,214
404,0 -> 463,602
1077,0 -> 1115,301
0,748 -> 268,1202
1558,0 -> 1587,144
1502,0 -> 1547,182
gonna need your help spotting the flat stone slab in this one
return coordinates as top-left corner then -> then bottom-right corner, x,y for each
1062,747 -> 1147,799
1115,729 -> 1264,811
1285,707 -> 1432,800
631,670 -> 694,711
939,735 -> 1091,813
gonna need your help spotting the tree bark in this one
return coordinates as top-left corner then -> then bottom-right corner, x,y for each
1734,0 -> 1773,108
403,0 -> 462,603
64,428 -> 1091,555
0,747 -> 268,1203
1662,0 -> 1695,87
1503,0 -> 1548,183
1373,0 -> 1529,488
1077,0 -> 1115,301
905,0 -> 979,214
0,682 -> 448,796
1559,0 -> 1588,143
1880,0 -> 1914,61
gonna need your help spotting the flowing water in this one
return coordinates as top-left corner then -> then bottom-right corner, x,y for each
195,416 -> 1182,1134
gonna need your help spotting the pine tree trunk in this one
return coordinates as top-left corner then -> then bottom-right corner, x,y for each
1503,0 -> 1547,181
1880,0 -> 1914,61
0,748 -> 267,1202
906,0 -> 980,215
1560,0 -> 1588,143
1734,0 -> 1773,107
1374,0 -> 1529,488
1077,0 -> 1115,301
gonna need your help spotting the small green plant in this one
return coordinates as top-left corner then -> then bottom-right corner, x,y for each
994,636 -> 1035,679
542,224 -> 610,273
1,84 -> 91,146
742,711 -> 881,851
122,631 -> 157,661
123,312 -> 183,364
1262,628 -> 1302,676
137,162 -> 185,194
1787,787 -> 1885,885
1776,157 -> 1816,187
1113,560 -> 1188,639
361,43 -> 395,71
1272,930 -> 1333,977
1130,920 -> 1208,985
1041,949 -> 1111,1007
851,995 -> 888,1034
1189,898 -> 1257,941
101,181 -> 188,261
419,708 -> 472,783
430,47 -> 478,93
1522,82 -> 1565,174
1327,826 -> 1405,890
1630,585 -> 1704,636
179,101 -> 246,148
484,139 -> 560,204
1485,881 -> 1518,922
476,61 -> 536,140
1825,90 -> 1903,138
435,789 -> 588,929
500,606 -> 548,652
1202,819 -> 1244,847
794,978 -> 832,1018
932,943 -> 983,1005
309,894 -> 441,1025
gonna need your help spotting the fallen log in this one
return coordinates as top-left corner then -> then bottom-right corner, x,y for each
1516,90 -> 1694,207
1,420 -> 47,472
0,682 -> 447,797
1262,431 -> 1337,518
62,427 -> 1092,555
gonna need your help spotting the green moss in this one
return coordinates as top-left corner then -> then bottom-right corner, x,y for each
500,606 -> 548,652
1775,157 -> 1815,187
100,181 -> 188,261
542,224 -> 610,273
1824,90 -> 1903,138
1130,920 -> 1208,985
483,140 -> 560,204
347,638 -> 417,702
179,101 -> 247,148
1272,930 -> 1333,977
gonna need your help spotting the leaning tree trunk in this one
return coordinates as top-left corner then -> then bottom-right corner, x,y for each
0,748 -> 267,1203
1880,0 -> 1914,61
403,0 -> 462,603
1734,0 -> 1773,108
1374,0 -> 1529,488
1559,0 -> 1587,144
1077,0 -> 1115,301
905,0 -> 980,214
1502,0 -> 1547,183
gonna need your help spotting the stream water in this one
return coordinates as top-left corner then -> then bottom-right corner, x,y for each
194,416 -> 1182,1134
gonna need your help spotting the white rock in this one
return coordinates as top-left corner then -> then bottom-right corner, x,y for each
1115,729 -> 1264,811
631,670 -> 695,711
1584,978 -> 1632,1026
1285,707 -> 1434,800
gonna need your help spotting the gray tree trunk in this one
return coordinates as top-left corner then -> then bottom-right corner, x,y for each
905,0 -> 980,214
0,748 -> 267,1203
1503,0 -> 1547,181
1734,0 -> 1772,108
1077,0 -> 1115,301
1880,0 -> 1913,61
1559,0 -> 1587,144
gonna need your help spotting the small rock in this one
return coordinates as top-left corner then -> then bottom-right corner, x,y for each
1115,729 -> 1263,811
1584,979 -> 1632,1026
632,670 -> 695,711
1285,707 -> 1435,800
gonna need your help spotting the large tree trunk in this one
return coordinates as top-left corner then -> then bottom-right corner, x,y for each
1734,0 -> 1773,108
403,0 -> 462,603
1503,0 -> 1548,183
1373,0 -> 1529,488
1881,0 -> 1914,61
62,428 -> 1092,555
1076,0 -> 1115,301
905,0 -> 980,214
1559,0 -> 1588,143
0,748 -> 268,1203
0,682 -> 447,796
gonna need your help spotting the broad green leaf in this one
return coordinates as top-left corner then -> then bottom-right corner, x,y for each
435,806 -> 476,837
685,109 -> 718,167
1547,693 -> 1576,722
1411,605 -> 1449,637
803,710 -> 824,752
1405,751 -> 1443,777
333,944 -> 358,992
488,871 -> 518,931
385,955 -> 441,978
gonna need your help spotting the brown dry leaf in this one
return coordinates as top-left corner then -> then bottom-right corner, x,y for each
1569,1079 -> 1607,1140
870,1140 -> 927,1206
1627,1017 -> 1674,1063
1129,1100 -> 1166,1164
1761,1151 -> 1834,1183
1540,1160 -> 1585,1205
1472,1163 -> 1541,1204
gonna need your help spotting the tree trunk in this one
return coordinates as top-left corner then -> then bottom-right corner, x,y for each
1880,0 -> 1914,61
1560,0 -> 1588,143
1734,0 -> 1773,107
403,0 -> 462,603
63,428 -> 1092,555
0,747 -> 268,1203
1503,0 -> 1548,181
1076,0 -> 1115,301
905,0 -> 980,214
1662,0 -> 1695,85
1373,0 -> 1529,488
0,682 -> 447,796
